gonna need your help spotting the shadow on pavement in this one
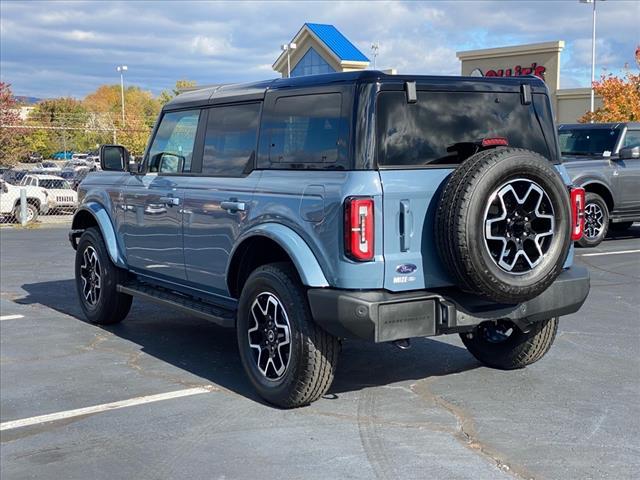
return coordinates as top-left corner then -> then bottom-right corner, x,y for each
17,279 -> 479,405
604,224 -> 640,241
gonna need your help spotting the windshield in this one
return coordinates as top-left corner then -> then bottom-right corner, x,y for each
558,128 -> 621,156
40,179 -> 71,189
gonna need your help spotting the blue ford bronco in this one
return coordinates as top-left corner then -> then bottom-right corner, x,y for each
70,71 -> 590,408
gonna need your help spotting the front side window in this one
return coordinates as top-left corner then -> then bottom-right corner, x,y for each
148,110 -> 200,173
269,93 -> 343,165
202,103 -> 261,176
623,130 -> 640,149
40,179 -> 71,189
558,127 -> 621,156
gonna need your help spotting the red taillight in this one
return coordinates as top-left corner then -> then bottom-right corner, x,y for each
481,137 -> 509,147
570,187 -> 585,241
345,197 -> 374,261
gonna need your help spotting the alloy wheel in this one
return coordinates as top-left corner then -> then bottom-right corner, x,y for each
484,178 -> 555,274
247,292 -> 291,380
583,202 -> 604,239
80,246 -> 102,306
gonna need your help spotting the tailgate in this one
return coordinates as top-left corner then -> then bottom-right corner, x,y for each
380,169 -> 455,291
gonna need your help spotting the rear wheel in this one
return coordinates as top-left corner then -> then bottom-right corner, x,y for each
237,263 -> 340,408
460,317 -> 558,369
577,192 -> 609,248
13,203 -> 38,224
75,227 -> 132,324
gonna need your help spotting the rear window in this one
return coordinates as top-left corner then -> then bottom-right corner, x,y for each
376,91 -> 553,167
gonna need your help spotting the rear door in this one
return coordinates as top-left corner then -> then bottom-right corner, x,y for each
182,102 -> 262,297
376,89 -> 556,291
613,129 -> 640,213
122,109 -> 201,281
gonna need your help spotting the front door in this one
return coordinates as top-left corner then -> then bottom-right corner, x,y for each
613,129 -> 640,213
182,103 -> 262,297
122,109 -> 201,282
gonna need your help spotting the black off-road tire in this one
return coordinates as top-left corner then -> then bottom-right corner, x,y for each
237,262 -> 340,408
435,147 -> 571,303
75,227 -> 132,325
577,192 -> 609,248
460,317 -> 558,369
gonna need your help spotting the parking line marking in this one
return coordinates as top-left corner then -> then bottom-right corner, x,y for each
578,249 -> 640,257
0,386 -> 215,431
0,314 -> 24,321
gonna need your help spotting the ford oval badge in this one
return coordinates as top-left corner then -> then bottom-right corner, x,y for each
396,263 -> 417,274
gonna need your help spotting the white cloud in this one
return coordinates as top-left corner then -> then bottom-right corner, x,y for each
64,30 -> 97,42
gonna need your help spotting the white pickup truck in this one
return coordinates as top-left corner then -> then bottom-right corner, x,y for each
0,179 -> 50,223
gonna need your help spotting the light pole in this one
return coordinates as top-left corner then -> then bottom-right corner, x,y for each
580,0 -> 603,118
281,43 -> 297,78
116,65 -> 128,125
371,42 -> 379,70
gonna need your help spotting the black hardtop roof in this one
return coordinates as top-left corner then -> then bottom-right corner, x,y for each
163,70 -> 549,111
559,122 -> 640,130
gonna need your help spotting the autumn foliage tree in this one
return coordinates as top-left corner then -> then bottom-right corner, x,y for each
580,46 -> 640,123
0,82 -> 25,166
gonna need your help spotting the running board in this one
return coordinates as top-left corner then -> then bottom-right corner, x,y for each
117,282 -> 235,328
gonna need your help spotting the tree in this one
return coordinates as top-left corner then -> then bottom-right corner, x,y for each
84,85 -> 161,155
0,82 -> 25,166
159,79 -> 197,105
580,46 -> 640,123
27,98 -> 91,156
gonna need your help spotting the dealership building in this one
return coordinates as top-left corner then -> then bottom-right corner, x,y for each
273,24 -> 599,123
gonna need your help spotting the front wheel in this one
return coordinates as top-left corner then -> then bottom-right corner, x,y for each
75,227 -> 132,325
460,317 -> 558,370
237,263 -> 340,408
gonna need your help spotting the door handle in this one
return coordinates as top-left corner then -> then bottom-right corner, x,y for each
400,200 -> 411,252
159,196 -> 180,206
220,200 -> 246,212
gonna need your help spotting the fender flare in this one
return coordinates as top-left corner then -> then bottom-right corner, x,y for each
229,223 -> 329,288
72,202 -> 127,268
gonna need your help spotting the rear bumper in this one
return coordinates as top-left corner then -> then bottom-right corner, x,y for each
307,266 -> 590,343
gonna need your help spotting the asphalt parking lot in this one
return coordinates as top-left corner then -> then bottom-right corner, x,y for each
1,225 -> 639,479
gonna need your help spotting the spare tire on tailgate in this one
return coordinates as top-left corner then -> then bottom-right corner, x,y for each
435,147 -> 571,303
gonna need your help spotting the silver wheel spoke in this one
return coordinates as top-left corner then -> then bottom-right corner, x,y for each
484,178 -> 555,274
247,292 -> 292,381
79,246 -> 101,307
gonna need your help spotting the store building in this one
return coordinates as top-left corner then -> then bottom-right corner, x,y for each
457,41 -> 600,123
274,25 -> 597,123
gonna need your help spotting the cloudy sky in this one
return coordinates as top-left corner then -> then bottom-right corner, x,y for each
1,0 -> 638,99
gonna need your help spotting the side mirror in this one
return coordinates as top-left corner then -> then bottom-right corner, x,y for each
99,144 -> 129,171
618,146 -> 640,160
157,153 -> 184,174
1,182 -> 7,193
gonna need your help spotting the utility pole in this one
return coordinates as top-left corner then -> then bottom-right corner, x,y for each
116,65 -> 128,124
281,43 -> 297,78
371,42 -> 379,70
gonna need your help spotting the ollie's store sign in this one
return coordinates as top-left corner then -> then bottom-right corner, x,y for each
470,62 -> 546,81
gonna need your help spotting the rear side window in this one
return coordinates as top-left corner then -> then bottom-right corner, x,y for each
202,103 -> 261,176
148,110 -> 200,173
269,93 -> 343,165
376,91 -> 552,167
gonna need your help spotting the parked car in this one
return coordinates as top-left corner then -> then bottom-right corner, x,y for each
52,151 -> 74,160
62,159 -> 94,173
69,72 -> 590,408
2,168 -> 29,185
24,152 -> 43,163
20,174 -> 78,213
0,179 -> 50,223
72,153 -> 89,161
559,122 -> 640,247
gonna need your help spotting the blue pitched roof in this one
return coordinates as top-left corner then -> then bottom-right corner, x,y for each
305,23 -> 369,63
